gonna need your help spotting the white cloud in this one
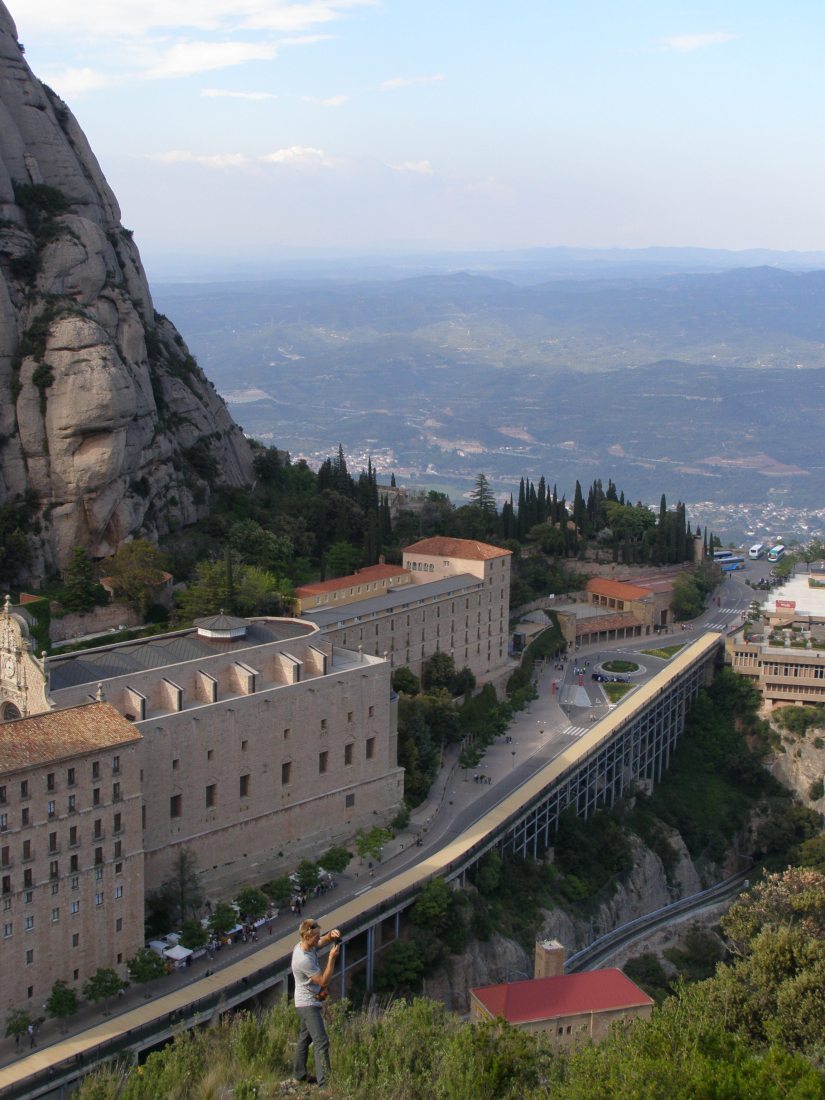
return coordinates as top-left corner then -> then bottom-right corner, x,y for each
661,31 -> 737,52
20,1 -> 377,39
381,74 -> 445,90
201,88 -> 278,100
38,66 -> 112,98
147,145 -> 335,169
259,146 -> 334,167
303,94 -> 348,107
146,40 -> 280,79
388,160 -> 435,176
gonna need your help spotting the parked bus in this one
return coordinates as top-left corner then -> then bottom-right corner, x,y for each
749,543 -> 765,560
767,544 -> 786,563
720,557 -> 745,572
713,550 -> 735,561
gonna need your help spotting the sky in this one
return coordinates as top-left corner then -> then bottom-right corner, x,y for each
13,1 -> 825,272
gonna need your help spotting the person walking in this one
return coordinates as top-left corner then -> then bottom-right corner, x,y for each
292,918 -> 341,1087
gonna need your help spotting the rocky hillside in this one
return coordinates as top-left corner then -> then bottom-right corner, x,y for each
0,3 -> 253,581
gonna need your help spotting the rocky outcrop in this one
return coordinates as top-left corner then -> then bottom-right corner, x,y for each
0,3 -> 254,580
429,832 -> 718,1012
770,733 -> 825,811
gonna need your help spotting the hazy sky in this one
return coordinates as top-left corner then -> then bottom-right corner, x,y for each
14,1 -> 825,267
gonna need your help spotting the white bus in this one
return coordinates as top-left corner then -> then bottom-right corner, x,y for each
767,544 -> 786,563
749,543 -> 765,560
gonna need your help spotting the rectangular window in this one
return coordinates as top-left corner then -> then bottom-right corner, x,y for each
23,869 -> 32,888
47,800 -> 56,818
0,846 -> 8,867
112,755 -> 120,774
24,916 -> 33,931
68,795 -> 76,814
51,882 -> 58,895
46,773 -> 55,792
320,719 -> 327,732
95,865 -> 103,881
172,758 -> 179,771
92,761 -> 100,780
366,737 -> 375,760
241,740 -> 248,752
25,949 -> 33,965
116,917 -> 123,932
170,794 -> 182,818
51,908 -> 59,923
67,768 -> 75,787
283,728 -> 290,740
368,705 -> 375,718
70,876 -> 79,890
20,780 -> 28,799
344,743 -> 354,766
94,846 -> 103,865
239,774 -> 250,798
1,876 -> 10,895
95,892 -> 104,906
70,854 -> 78,873
49,860 -> 58,880
21,807 -> 29,827
207,749 -> 214,761
23,890 -> 32,904
113,813 -> 122,834
93,788 -> 101,806
345,793 -> 355,808
115,885 -> 123,899
319,751 -> 328,774
94,819 -> 102,839
112,782 -> 121,803
347,711 -> 353,723
205,784 -> 216,808
281,761 -> 291,785
114,861 -> 122,875
69,826 -> 78,847
22,839 -> 31,861
0,786 -> 5,804
71,900 -> 80,915
2,923 -> 10,937
114,841 -> 122,859
72,932 -> 79,946
0,814 -> 6,832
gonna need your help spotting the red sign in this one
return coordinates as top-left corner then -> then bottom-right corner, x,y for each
776,599 -> 796,609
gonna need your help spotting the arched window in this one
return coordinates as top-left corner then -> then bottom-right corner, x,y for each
2,701 -> 21,721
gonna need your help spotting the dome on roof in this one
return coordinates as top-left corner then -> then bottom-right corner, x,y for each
193,613 -> 248,639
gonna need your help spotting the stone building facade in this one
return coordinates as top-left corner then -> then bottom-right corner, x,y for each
302,537 -> 512,684
0,703 -> 144,1008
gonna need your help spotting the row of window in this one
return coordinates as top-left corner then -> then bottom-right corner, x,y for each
1,818 -> 123,865
1,846 -> 123,892
0,786 -> 122,833
2,861 -> 125,907
0,757 -> 121,806
2,889 -> 125,935
177,739 -> 376,818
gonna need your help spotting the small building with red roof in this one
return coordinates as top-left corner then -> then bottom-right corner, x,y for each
470,967 -> 653,1046
293,563 -> 412,614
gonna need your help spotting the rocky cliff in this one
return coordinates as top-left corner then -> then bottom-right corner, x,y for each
0,3 -> 254,581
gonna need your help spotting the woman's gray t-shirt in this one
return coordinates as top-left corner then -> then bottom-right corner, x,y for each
292,943 -> 322,1007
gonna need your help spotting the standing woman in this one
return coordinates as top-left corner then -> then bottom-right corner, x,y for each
292,918 -> 341,1086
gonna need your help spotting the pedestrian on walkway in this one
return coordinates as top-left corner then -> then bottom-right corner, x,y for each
292,918 -> 341,1087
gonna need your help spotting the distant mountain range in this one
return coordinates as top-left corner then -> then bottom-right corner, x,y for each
152,262 -> 825,518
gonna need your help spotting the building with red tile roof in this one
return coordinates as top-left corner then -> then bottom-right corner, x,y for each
470,968 -> 653,1046
294,563 -> 412,613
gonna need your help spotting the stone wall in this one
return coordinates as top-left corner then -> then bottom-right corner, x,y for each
49,603 -> 141,644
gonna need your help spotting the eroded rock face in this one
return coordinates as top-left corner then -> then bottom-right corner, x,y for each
0,3 -> 253,579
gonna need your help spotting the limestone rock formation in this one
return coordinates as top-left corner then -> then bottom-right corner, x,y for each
0,3 -> 254,580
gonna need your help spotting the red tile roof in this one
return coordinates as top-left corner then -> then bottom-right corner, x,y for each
404,537 -> 511,561
294,564 -> 410,597
472,970 -> 653,1024
0,703 -> 141,773
587,578 -> 651,600
575,612 -> 640,636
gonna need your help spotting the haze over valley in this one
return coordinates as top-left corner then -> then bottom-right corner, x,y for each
154,258 -> 825,545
